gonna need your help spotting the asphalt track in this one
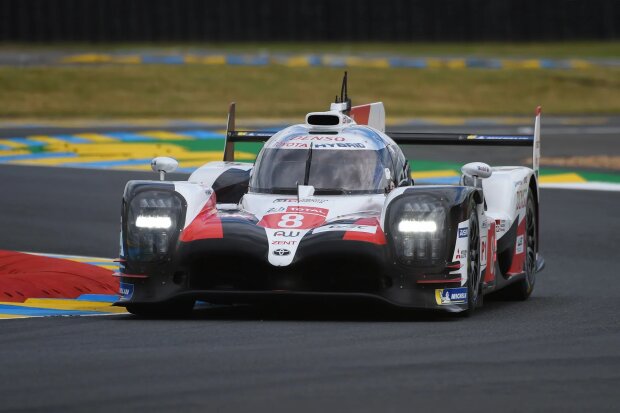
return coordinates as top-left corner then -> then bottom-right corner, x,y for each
0,126 -> 619,411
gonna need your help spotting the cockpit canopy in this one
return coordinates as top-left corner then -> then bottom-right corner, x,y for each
249,126 -> 392,195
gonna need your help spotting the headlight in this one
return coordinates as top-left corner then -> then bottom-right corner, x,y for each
126,191 -> 184,262
397,220 -> 437,233
389,195 -> 447,265
135,216 -> 173,229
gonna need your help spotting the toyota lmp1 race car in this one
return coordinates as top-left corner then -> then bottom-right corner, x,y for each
116,73 -> 544,317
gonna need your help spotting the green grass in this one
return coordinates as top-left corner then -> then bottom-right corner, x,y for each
1,41 -> 619,58
1,65 -> 619,119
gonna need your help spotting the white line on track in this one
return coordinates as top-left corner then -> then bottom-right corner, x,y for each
541,182 -> 620,191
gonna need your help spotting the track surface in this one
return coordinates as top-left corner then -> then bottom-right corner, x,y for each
1,127 -> 619,411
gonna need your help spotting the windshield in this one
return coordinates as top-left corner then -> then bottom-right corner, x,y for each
250,147 -> 392,194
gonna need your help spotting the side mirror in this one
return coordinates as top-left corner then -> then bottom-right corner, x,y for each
461,162 -> 492,187
461,162 -> 492,179
151,157 -> 178,181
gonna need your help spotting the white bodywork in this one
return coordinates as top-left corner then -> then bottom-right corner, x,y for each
483,167 -> 534,241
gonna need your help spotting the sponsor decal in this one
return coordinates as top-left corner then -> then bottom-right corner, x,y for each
272,142 -> 366,150
272,240 -> 297,245
267,207 -> 287,213
273,142 -> 311,149
435,287 -> 468,305
314,143 -> 366,149
259,206 -> 329,229
467,135 -> 532,141
495,219 -> 507,233
516,188 -> 527,209
272,249 -> 291,256
516,235 -> 524,254
455,249 -> 467,260
273,198 -> 328,204
286,206 -> 329,216
119,282 -> 134,301
313,224 -> 377,234
458,228 -> 468,238
290,136 -> 346,142
273,230 -> 301,237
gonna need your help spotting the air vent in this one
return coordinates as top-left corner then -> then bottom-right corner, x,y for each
305,111 -> 345,129
307,114 -> 340,126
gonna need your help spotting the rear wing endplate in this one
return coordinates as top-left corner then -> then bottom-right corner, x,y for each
223,102 -> 274,162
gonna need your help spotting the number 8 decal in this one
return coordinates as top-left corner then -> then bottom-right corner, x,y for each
278,214 -> 304,228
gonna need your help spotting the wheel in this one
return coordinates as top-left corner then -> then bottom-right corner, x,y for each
502,189 -> 537,300
462,203 -> 483,316
125,300 -> 195,318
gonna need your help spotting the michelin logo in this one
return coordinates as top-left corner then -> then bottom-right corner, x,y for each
516,235 -> 524,254
435,287 -> 468,305
119,282 -> 134,301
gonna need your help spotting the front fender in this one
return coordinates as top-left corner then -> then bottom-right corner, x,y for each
121,180 -> 214,274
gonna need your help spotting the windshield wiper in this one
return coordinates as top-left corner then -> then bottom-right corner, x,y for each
303,142 -> 313,186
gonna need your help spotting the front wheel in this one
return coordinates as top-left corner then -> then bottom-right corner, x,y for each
462,204 -> 483,316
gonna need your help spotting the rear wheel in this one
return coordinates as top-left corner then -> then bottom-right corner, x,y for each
125,300 -> 195,318
462,205 -> 483,316
502,189 -> 537,300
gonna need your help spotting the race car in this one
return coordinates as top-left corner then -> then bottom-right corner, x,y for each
116,73 -> 544,316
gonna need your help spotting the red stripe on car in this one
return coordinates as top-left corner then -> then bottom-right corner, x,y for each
343,217 -> 386,245
179,192 -> 223,241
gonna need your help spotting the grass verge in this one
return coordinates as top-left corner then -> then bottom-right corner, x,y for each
1,65 -> 619,118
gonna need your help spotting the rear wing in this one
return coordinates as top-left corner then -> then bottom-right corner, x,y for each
223,102 -> 542,178
387,106 -> 541,177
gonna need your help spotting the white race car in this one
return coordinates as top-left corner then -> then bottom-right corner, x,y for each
116,73 -> 544,316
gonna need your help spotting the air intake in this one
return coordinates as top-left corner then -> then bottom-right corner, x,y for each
305,111 -> 345,129
307,114 -> 340,126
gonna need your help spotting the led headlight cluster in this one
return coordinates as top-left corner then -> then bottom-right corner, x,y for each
389,195 -> 447,265
126,191 -> 184,261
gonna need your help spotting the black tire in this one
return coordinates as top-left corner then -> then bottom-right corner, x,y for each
462,204 -> 483,316
126,300 -> 195,318
501,189 -> 537,300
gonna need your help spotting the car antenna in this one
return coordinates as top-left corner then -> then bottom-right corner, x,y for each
340,71 -> 351,114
